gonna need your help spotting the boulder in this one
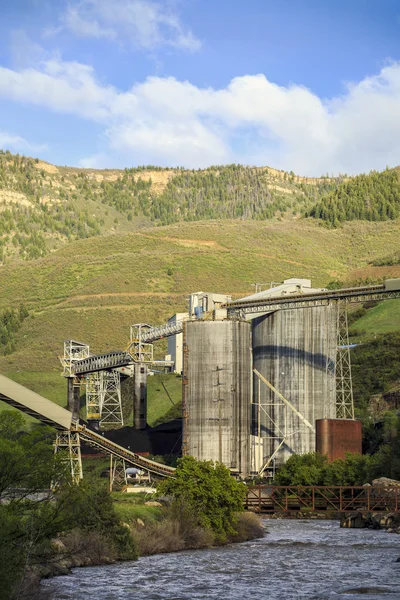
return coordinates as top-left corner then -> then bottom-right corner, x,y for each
340,513 -> 366,528
372,477 -> 400,487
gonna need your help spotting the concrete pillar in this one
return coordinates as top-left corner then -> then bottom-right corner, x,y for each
134,363 -> 147,430
67,377 -> 74,412
67,377 -> 81,421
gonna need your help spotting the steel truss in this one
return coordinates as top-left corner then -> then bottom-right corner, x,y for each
83,370 -> 123,426
109,455 -> 127,492
60,340 -> 90,377
128,324 -> 154,362
246,485 -> 400,513
226,283 -> 400,317
101,371 -> 124,426
335,301 -> 355,419
85,372 -> 102,421
252,369 -> 315,477
54,431 -> 83,484
138,320 -> 184,344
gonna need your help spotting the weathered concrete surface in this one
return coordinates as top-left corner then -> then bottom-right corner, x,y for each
184,320 -> 252,477
252,305 -> 337,466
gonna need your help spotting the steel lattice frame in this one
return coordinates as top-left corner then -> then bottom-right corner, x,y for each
85,372 -> 102,421
109,455 -> 127,491
54,431 -> 83,484
128,324 -> 154,362
335,301 -> 355,419
60,340 -> 90,377
100,371 -> 124,427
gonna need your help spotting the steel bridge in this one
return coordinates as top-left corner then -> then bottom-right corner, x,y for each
0,373 -> 175,478
246,485 -> 400,513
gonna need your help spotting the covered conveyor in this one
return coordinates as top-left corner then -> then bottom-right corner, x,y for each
0,373 -> 175,477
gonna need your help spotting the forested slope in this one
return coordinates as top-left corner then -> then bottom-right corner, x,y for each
0,150 -> 339,260
308,168 -> 400,225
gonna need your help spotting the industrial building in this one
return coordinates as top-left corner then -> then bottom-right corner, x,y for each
59,278 -> 400,480
167,280 -> 337,477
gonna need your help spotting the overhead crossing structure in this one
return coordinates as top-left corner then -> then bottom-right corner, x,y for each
224,281 -> 400,317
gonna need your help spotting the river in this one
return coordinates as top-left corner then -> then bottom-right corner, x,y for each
44,519 -> 400,599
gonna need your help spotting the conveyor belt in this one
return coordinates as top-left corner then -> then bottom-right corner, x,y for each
73,351 -> 133,375
0,373 -> 175,477
76,425 -> 175,477
224,281 -> 400,314
71,280 -> 400,374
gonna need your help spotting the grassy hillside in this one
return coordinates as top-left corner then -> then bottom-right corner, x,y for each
0,150 -> 341,261
0,217 -> 399,374
0,151 -> 399,429
349,300 -> 400,339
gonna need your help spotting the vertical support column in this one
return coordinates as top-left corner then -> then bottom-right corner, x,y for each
67,377 -> 74,412
182,322 -> 189,456
134,363 -> 147,430
73,381 -> 81,420
335,301 -> 355,419
54,431 -> 83,484
101,371 -> 124,427
85,372 -> 102,429
67,377 -> 81,420
109,455 -> 127,492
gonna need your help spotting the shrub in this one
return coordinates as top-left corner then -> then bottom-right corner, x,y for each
228,512 -> 265,543
158,456 -> 247,542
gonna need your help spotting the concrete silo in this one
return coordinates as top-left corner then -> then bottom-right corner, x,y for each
183,319 -> 252,477
251,303 -> 337,470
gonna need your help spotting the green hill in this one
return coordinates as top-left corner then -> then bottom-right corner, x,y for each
1,150 -> 400,429
308,167 -> 400,225
0,150 -> 341,261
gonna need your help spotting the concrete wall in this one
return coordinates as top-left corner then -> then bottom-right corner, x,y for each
252,305 -> 337,467
167,312 -> 188,374
183,320 -> 252,477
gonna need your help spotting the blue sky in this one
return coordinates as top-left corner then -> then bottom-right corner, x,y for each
0,0 -> 400,175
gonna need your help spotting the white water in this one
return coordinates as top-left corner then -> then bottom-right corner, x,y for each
44,519 -> 400,599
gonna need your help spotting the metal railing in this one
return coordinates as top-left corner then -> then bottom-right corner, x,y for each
226,282 -> 400,316
246,485 -> 400,513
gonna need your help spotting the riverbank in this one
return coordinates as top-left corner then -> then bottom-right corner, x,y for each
32,507 -> 265,592
43,519 -> 400,600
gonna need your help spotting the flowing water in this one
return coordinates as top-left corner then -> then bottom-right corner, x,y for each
44,519 -> 400,600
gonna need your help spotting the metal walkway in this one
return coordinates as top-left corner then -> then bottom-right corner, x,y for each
0,374 -> 175,477
226,280 -> 400,316
73,351 -> 133,376
246,485 -> 400,513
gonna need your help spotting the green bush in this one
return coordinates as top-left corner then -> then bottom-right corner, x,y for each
158,456 -> 247,542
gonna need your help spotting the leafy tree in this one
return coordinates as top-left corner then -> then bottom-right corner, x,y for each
158,456 -> 247,542
273,452 -> 328,486
0,412 -> 137,598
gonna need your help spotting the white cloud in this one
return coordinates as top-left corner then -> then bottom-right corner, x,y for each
59,0 -> 201,51
0,131 -> 47,153
1,56 -> 400,174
